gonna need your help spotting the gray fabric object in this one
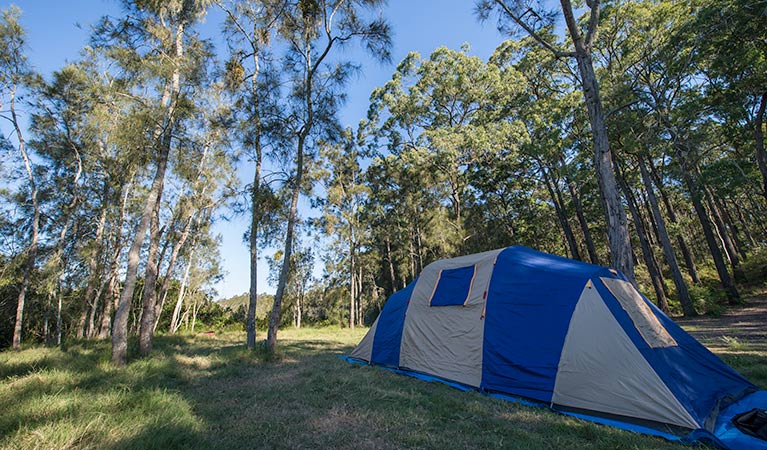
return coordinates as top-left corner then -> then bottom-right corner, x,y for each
399,248 -> 503,387
601,277 -> 677,348
552,281 -> 698,429
349,316 -> 378,362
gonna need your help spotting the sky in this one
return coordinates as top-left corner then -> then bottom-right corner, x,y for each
2,0 -> 508,299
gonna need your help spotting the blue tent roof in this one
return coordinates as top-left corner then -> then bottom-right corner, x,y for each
346,246 -> 764,449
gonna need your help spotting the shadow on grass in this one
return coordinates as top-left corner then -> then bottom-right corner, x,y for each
0,331 -> 717,450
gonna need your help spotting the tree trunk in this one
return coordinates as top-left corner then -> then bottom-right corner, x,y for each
191,293 -> 199,333
138,202 -> 162,356
357,266 -> 364,327
78,200 -> 108,339
171,251 -> 195,334
385,236 -> 397,293
754,93 -> 767,203
638,155 -> 695,316
675,145 -> 740,302
56,289 -> 63,347
349,239 -> 355,330
11,91 -> 39,351
564,168 -> 599,264
716,197 -> 748,261
699,175 -> 740,271
542,165 -> 581,260
267,134 -> 304,352
616,164 -> 668,311
112,19 -> 185,366
97,180 -> 131,339
561,0 -> 635,282
246,37 -> 264,349
648,158 -> 700,283
154,213 -> 196,332
734,201 -> 757,247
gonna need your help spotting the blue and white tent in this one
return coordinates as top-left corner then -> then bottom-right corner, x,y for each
345,246 -> 767,449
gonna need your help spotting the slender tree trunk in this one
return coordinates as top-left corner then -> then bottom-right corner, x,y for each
113,167 -> 168,364
634,188 -> 673,299
699,176 -> 740,271
171,251 -> 195,334
357,266 -> 364,327
154,213 -> 197,332
543,165 -> 581,260
267,134 -> 304,352
716,197 -> 748,261
98,180 -> 131,339
385,237 -> 397,294
56,288 -> 63,347
734,201 -> 757,247
648,158 -> 700,283
638,155 -> 695,316
675,145 -> 740,302
754,93 -> 767,203
99,265 -> 118,339
247,160 -> 262,347
112,19 -> 185,366
414,221 -> 424,272
564,169 -> 599,264
561,0 -> 634,281
138,202 -> 162,356
349,239 -> 355,330
11,91 -> 39,351
78,200 -> 108,339
246,40 -> 264,349
191,293 -> 199,333
616,165 -> 668,311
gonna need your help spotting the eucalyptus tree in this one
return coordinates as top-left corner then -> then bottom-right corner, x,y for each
317,127 -> 369,328
265,0 -> 391,353
138,84 -> 236,355
491,36 -> 598,262
605,0 -> 740,302
0,7 -> 41,350
94,0 -> 213,366
688,0 -> 767,204
594,0 -> 697,314
219,0 -> 287,349
28,63 -> 95,344
369,46 -> 526,250
477,0 -> 635,282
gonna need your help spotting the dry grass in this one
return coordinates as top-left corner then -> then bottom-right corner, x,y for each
0,326 -> 763,449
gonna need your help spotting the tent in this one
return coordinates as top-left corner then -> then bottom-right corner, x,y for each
344,246 -> 767,450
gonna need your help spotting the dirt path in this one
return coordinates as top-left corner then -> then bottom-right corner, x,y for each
677,291 -> 767,346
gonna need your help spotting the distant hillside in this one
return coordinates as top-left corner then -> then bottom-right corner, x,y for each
218,292 -> 274,320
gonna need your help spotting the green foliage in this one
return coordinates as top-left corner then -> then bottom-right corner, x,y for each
688,282 -> 726,317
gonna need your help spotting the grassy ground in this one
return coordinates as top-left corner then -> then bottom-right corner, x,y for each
1,326 -> 765,450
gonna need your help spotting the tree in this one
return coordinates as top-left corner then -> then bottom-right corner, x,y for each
219,0 -> 285,350
317,127 -> 370,328
265,0 -> 391,353
0,7 -> 39,350
477,0 -> 636,282
98,0 -> 210,366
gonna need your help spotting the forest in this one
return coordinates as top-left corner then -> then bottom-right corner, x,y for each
1,0 -> 766,369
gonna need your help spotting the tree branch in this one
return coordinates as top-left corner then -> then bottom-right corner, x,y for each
493,0 -> 575,58
585,0 -> 601,50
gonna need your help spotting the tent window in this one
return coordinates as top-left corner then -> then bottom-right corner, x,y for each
600,278 -> 677,348
429,265 -> 477,307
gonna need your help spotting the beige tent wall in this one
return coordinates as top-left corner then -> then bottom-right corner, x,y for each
349,317 -> 379,362
552,282 -> 698,429
398,248 -> 503,387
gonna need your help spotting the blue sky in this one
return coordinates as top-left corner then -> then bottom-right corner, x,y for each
2,0 -> 507,299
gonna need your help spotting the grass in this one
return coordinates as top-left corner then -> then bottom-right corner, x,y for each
1,327 -> 765,450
